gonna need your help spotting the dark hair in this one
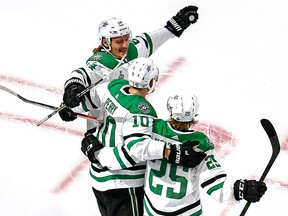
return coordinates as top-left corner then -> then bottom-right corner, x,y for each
168,118 -> 194,131
92,45 -> 102,54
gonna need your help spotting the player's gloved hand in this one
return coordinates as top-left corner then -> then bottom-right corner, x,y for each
63,78 -> 85,108
234,179 -> 267,202
81,133 -> 103,163
58,104 -> 77,122
168,140 -> 206,168
165,5 -> 199,37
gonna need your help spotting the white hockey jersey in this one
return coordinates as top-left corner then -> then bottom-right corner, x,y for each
67,28 -> 174,130
81,79 -> 166,191
143,119 -> 237,216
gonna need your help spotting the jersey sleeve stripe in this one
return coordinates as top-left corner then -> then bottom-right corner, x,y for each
200,174 -> 227,188
121,146 -> 137,166
206,182 -> 225,195
113,147 -> 127,169
127,137 -> 146,150
142,33 -> 153,56
123,133 -> 151,141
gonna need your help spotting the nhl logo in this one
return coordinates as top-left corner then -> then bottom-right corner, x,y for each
138,102 -> 150,114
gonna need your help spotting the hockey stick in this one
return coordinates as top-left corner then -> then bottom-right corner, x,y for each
0,85 -> 97,121
240,118 -> 281,216
36,54 -> 127,126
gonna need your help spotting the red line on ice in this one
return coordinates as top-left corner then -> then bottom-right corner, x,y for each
0,74 -> 63,95
0,112 -> 84,136
0,56 -> 238,194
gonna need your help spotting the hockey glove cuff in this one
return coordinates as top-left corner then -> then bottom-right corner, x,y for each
168,140 -> 206,168
165,5 -> 199,37
81,133 -> 104,163
63,78 -> 85,108
234,179 -> 267,202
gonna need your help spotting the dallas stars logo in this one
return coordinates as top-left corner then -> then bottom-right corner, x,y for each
138,102 -> 150,114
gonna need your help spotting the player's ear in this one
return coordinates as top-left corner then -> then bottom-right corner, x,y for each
102,38 -> 109,48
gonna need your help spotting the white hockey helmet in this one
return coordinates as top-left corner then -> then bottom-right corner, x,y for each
167,89 -> 199,122
98,17 -> 131,47
128,57 -> 159,94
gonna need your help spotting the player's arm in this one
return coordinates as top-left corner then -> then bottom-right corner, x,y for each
199,150 -> 267,203
85,114 -> 166,170
81,117 -> 207,170
59,66 -> 102,121
130,6 -> 199,58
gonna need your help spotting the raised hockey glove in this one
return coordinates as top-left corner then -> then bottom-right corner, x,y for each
58,104 -> 77,122
165,5 -> 199,37
234,179 -> 267,202
63,78 -> 85,108
168,140 -> 206,168
81,133 -> 104,164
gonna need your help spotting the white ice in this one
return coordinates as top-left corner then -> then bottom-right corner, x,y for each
1,0 -> 288,215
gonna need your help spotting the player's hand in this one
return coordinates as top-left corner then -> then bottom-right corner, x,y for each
168,140 -> 206,168
58,105 -> 77,122
165,5 -> 199,37
63,78 -> 85,108
234,179 -> 267,202
81,133 -> 103,163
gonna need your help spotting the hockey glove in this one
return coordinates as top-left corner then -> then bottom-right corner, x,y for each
63,78 -> 85,108
168,140 -> 206,168
81,133 -> 104,164
165,5 -> 199,37
58,104 -> 77,122
234,179 -> 267,202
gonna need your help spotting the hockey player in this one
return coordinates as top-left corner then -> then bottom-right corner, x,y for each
143,89 -> 267,215
59,5 -> 199,134
78,57 -> 207,216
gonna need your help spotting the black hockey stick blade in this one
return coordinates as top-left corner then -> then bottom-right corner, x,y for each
259,119 -> 281,182
0,85 -> 96,121
240,118 -> 280,216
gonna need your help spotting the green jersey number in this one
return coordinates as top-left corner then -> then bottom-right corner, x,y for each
148,160 -> 189,199
133,116 -> 149,127
97,116 -> 116,147
205,155 -> 220,170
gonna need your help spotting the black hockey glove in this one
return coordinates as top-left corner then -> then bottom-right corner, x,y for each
165,5 -> 199,37
63,78 -> 85,108
168,140 -> 206,168
234,179 -> 267,203
58,104 -> 77,122
81,133 -> 104,163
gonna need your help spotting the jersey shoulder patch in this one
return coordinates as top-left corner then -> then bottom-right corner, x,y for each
108,79 -> 157,118
86,52 -> 119,70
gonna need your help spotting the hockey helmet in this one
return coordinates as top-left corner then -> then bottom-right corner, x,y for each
128,57 -> 159,94
167,89 -> 199,122
98,17 -> 131,47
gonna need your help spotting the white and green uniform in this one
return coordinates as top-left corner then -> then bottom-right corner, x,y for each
144,119 -> 236,216
81,79 -> 166,191
68,28 -> 174,130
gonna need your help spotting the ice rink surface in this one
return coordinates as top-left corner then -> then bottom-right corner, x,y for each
1,0 -> 288,215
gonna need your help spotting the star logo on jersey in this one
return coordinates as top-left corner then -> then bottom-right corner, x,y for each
138,102 -> 150,114
171,135 -> 179,140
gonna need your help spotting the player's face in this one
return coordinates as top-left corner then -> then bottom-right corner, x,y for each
110,34 -> 130,59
